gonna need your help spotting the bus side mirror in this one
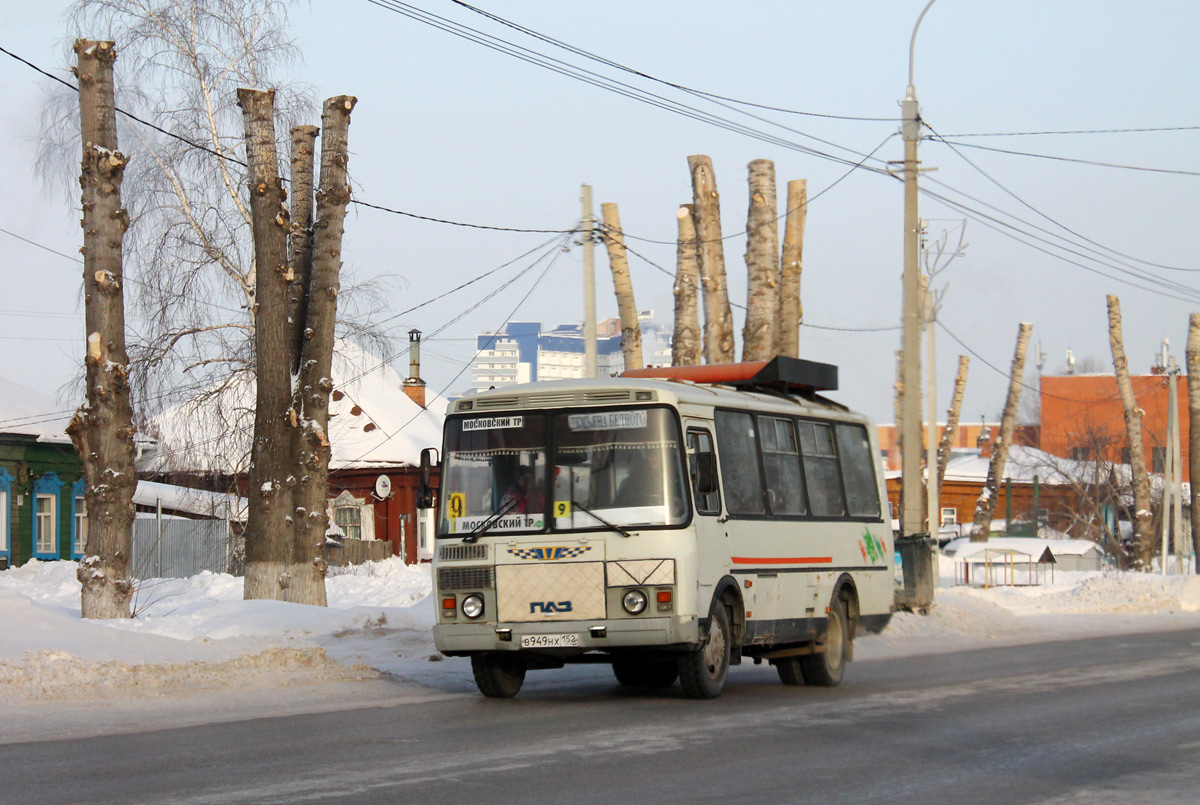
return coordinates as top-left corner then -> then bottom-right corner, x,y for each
418,447 -> 438,509
691,451 -> 717,496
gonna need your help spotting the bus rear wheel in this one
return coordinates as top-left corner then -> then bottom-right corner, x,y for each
774,657 -> 805,686
613,656 -> 679,688
800,597 -> 848,687
471,653 -> 527,698
678,602 -> 731,699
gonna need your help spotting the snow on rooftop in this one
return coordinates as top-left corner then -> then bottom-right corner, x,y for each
141,340 -> 446,475
133,480 -> 246,520
0,378 -> 75,443
943,536 -> 1104,560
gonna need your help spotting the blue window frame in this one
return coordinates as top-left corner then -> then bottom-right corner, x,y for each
0,467 -> 12,563
71,478 -> 87,560
32,472 -> 64,560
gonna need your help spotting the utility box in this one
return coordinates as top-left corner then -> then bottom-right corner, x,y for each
894,533 -> 935,614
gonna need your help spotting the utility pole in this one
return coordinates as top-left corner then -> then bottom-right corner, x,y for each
923,271 -> 938,539
581,184 -> 597,378
900,0 -> 936,540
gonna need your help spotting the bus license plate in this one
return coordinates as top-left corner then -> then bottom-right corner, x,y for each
521,633 -> 580,648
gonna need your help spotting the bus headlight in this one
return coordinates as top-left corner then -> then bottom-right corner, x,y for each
622,589 -> 648,615
462,594 -> 485,619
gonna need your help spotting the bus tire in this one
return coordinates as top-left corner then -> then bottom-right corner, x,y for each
471,653 -> 527,698
613,656 -> 679,688
775,657 -> 805,686
800,596 -> 847,687
678,602 -> 731,699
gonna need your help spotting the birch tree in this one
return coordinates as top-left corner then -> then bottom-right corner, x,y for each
688,155 -> 734,363
1107,295 -> 1153,568
672,204 -> 701,366
971,323 -> 1032,540
742,159 -> 779,361
68,40 -> 136,619
600,202 -> 643,372
936,355 -> 969,490
777,179 -> 806,358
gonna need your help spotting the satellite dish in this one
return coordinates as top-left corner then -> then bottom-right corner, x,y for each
374,474 -> 392,499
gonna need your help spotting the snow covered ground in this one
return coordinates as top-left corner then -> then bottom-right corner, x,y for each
2,556 -> 1199,743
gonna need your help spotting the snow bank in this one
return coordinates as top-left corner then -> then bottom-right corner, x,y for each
2,555 -> 1198,703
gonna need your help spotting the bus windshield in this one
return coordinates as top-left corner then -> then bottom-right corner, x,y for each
437,407 -> 689,537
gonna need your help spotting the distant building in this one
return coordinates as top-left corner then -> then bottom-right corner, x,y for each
470,313 -> 672,392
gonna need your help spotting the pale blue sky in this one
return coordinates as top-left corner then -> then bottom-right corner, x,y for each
3,0 -> 1198,427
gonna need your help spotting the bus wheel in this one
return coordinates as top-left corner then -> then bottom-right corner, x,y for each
678,603 -> 731,699
471,653 -> 527,698
613,656 -> 679,688
774,657 -> 805,686
800,597 -> 847,687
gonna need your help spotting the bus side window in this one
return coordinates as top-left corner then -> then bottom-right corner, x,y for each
797,420 -> 846,517
835,423 -> 882,518
687,429 -> 720,515
714,410 -> 766,515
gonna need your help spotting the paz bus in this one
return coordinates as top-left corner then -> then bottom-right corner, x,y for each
420,356 -> 894,699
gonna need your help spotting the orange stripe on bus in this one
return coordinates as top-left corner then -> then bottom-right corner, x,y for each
731,556 -> 833,565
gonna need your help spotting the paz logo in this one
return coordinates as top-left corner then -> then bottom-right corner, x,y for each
509,546 -> 591,560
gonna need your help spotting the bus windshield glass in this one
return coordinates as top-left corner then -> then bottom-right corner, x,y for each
437,407 -> 688,537
551,407 -> 688,530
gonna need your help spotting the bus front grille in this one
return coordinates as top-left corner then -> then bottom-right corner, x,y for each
438,565 -> 494,591
496,561 -> 606,622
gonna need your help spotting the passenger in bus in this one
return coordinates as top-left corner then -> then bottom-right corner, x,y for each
501,466 -> 544,514
617,450 -> 681,510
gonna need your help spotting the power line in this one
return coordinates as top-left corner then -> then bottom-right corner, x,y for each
931,137 -> 1200,178
924,121 -> 1200,275
449,0 -> 898,123
938,125 -> 1200,137
364,1 -> 897,174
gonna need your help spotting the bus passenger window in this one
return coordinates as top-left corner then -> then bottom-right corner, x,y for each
797,421 -> 845,517
715,410 -> 765,515
759,416 -> 805,515
835,423 -> 881,517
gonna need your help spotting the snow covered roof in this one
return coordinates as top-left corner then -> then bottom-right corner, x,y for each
140,340 -> 446,475
943,536 -> 1104,561
0,378 -> 75,444
134,480 -> 246,520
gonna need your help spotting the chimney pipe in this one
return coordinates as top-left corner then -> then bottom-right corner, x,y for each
404,329 -> 426,408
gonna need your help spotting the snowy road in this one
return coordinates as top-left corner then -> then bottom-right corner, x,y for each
3,627 -> 1198,804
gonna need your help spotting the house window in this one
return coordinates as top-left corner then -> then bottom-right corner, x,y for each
1152,447 -> 1166,474
1121,448 -> 1132,466
941,507 -> 957,527
74,496 -> 88,557
0,466 -> 11,559
334,505 -> 362,540
32,472 -> 64,560
1072,446 -> 1090,461
36,495 -> 57,555
71,478 -> 87,558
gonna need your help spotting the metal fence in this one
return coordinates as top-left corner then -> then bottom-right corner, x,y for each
132,515 -> 235,579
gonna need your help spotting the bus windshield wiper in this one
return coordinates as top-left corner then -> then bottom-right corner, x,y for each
571,500 -> 632,538
463,497 -> 519,544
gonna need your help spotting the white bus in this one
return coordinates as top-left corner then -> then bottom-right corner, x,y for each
422,357 -> 894,699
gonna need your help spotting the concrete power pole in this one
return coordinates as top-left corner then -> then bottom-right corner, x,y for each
900,0 -> 937,539
581,184 -> 597,378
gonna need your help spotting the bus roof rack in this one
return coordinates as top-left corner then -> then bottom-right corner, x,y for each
622,356 -> 837,394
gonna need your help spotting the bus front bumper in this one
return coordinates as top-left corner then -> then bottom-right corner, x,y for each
435,614 -> 699,655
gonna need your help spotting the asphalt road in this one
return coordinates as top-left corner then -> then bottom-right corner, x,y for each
5,627 -> 1199,804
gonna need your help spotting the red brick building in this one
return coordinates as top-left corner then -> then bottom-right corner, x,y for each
1040,372 -> 1187,476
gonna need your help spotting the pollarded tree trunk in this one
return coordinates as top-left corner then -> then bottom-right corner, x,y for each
688,155 -> 734,363
68,39 -> 136,620
742,159 -> 779,361
972,323 -> 1033,540
1107,295 -> 1153,569
1186,313 -> 1200,574
600,202 -> 643,371
287,124 -> 319,368
239,88 -> 297,602
291,95 -> 357,605
777,179 -> 807,358
672,204 -> 701,366
937,355 -> 970,491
